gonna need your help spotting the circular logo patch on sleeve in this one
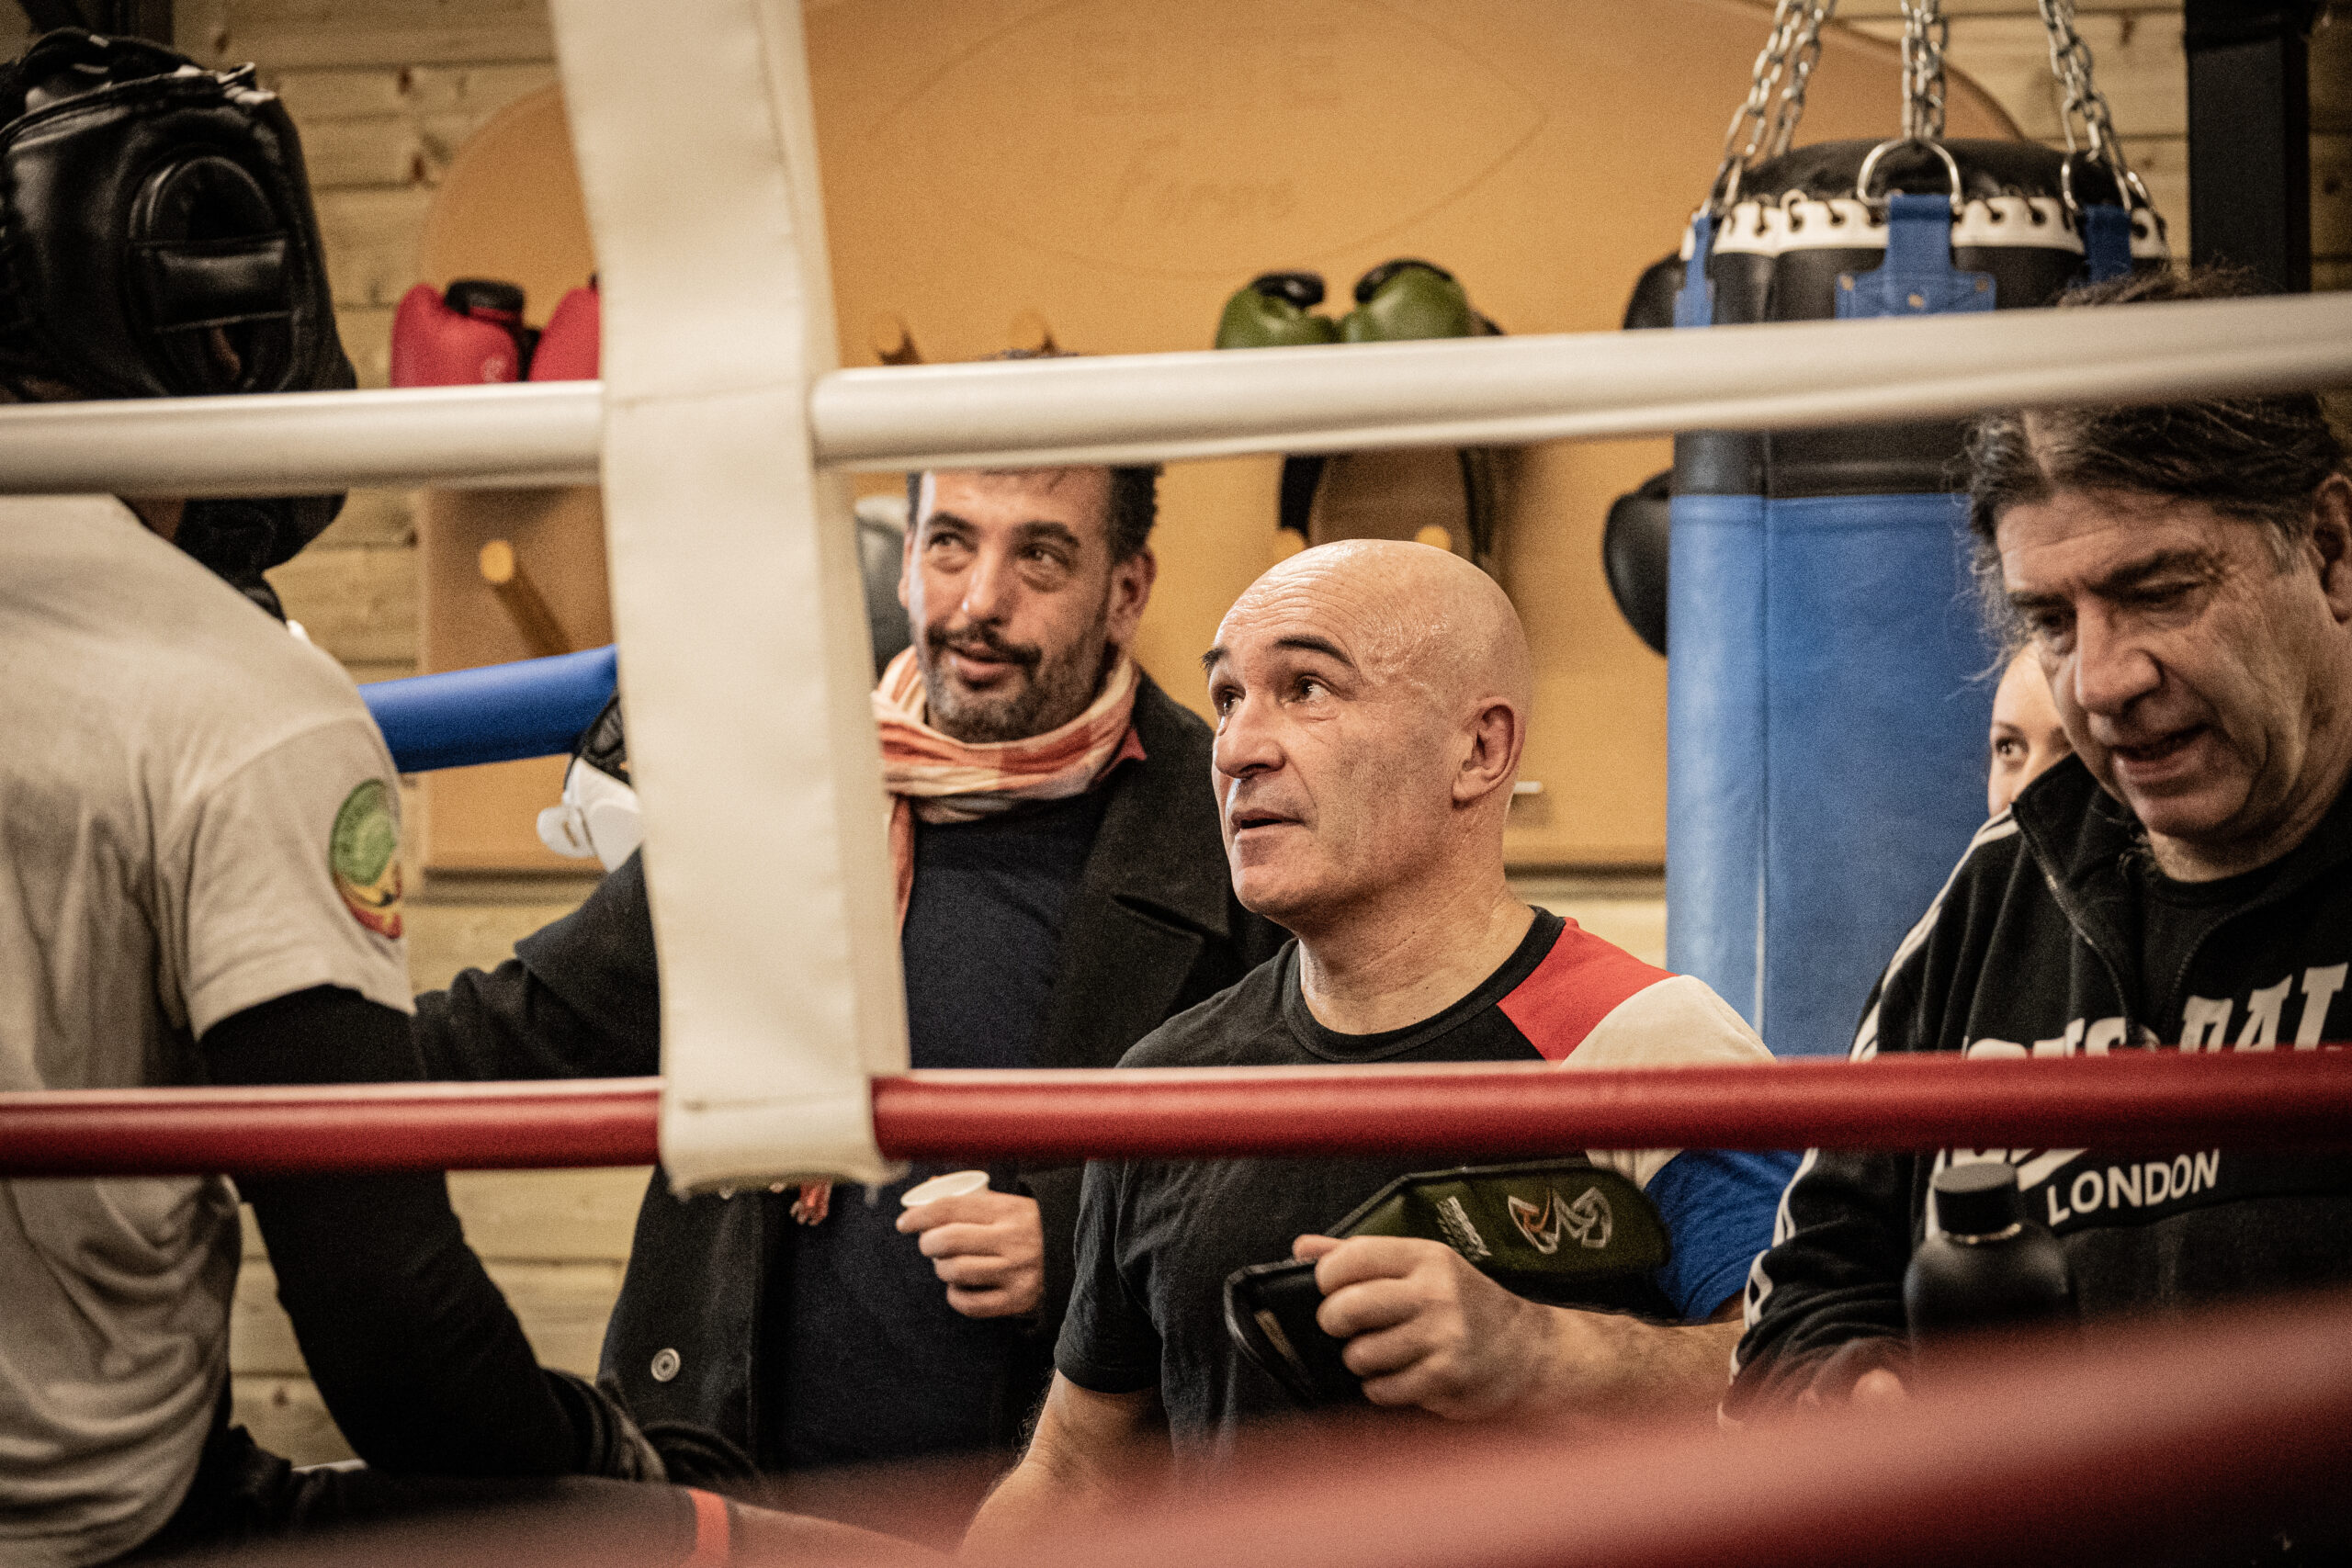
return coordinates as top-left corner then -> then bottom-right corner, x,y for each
330,779 -> 405,939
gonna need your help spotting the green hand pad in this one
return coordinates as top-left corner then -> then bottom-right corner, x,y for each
1330,1160 -> 1670,1310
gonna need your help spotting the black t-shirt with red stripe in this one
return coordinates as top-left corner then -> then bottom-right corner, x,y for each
1057,910 -> 1794,1452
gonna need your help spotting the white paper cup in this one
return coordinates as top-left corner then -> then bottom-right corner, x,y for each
900,1169 -> 989,1208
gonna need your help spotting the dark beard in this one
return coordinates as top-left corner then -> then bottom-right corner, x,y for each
919,605 -> 1112,743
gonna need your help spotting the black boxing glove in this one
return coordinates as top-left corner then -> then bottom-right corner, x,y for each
546,1373 -> 766,1498
637,1417 -> 763,1501
545,1371 -> 667,1483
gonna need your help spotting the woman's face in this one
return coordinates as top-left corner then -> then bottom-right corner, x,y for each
1989,647 -> 2073,817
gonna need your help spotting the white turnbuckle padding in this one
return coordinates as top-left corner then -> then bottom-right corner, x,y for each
550,0 -> 904,1190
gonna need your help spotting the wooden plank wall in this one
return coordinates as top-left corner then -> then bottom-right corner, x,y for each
0,0 -> 2331,1462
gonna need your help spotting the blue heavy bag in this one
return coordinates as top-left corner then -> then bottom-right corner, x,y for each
1661,138 -> 2162,1057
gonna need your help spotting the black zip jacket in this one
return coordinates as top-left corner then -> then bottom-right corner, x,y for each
410,673 -> 1283,1458
1728,756 -> 2352,1410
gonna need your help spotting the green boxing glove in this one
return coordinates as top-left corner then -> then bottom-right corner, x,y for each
1215,270 -> 1340,349
1209,258 -> 1501,575
1338,258 -> 1477,343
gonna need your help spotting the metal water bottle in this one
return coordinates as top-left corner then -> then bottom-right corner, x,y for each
1905,1163 -> 2076,1342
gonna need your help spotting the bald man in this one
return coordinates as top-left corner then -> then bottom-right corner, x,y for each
966,544 -> 1793,1540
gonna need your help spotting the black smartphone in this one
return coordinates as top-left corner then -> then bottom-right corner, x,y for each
1222,1258 -> 1365,1407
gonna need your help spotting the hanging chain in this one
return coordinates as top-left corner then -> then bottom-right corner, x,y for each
2037,0 -> 2150,209
1898,0 -> 1949,141
1704,0 -> 1839,212
1763,0 -> 1838,159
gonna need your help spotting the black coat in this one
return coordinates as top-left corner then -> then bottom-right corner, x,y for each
1727,757 -> 2352,1412
411,673 -> 1283,1458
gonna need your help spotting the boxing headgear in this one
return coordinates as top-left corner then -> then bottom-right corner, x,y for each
0,30 -> 356,609
537,695 -> 642,874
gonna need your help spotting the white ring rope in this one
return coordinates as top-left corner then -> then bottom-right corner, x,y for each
1,380 -> 601,495
815,293 -> 2352,469
0,291 -> 2345,496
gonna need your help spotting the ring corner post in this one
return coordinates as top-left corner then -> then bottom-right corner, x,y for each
547,0 -> 908,1192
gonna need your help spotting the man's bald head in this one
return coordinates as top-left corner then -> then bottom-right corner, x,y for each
1222,538 -> 1532,719
1204,540 -> 1533,933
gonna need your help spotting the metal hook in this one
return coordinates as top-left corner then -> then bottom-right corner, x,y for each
1855,138 -> 1964,210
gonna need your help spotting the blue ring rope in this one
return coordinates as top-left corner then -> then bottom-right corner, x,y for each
361,645 -> 616,773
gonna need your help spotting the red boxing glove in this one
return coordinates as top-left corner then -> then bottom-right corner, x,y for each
390,278 -> 529,388
528,284 -> 600,381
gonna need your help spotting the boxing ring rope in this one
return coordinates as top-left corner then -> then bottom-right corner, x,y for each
808,293 -> 2352,470
1,291 -> 2350,494
362,645 -> 615,772
982,1290 -> 2352,1568
7,1052 -> 2349,1179
123,1292 -> 2352,1568
0,380 -> 602,495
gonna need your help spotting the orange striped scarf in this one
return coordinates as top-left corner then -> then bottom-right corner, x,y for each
873,645 -> 1146,928
790,650 -> 1144,1226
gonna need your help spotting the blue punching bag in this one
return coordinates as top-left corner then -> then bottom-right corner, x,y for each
1664,139 -> 2161,1057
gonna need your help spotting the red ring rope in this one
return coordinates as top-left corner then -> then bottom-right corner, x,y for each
876,1051 -> 2352,1161
0,1079 -> 660,1178
3,1052 -> 2348,1179
980,1289 -> 2352,1568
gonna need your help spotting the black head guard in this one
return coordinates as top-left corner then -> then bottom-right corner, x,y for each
0,30 -> 356,610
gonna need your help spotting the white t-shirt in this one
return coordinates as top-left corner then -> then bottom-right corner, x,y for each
0,497 -> 412,1568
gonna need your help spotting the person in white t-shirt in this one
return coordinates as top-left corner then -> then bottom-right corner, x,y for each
0,30 -> 927,1568
1,493 -> 582,1561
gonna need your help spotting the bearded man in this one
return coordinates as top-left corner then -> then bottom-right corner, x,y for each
413,465 -> 1281,1494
